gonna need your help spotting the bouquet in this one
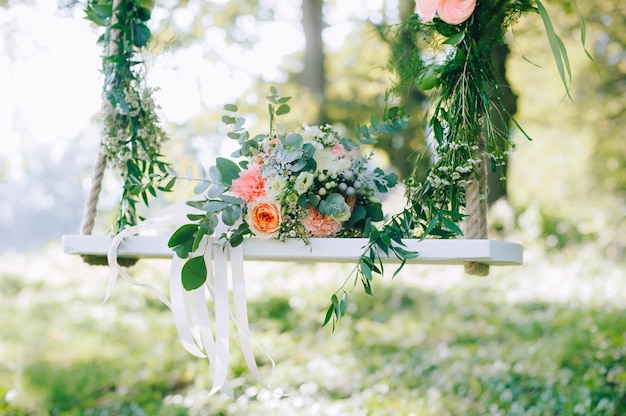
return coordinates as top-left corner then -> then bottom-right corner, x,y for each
168,88 -> 408,291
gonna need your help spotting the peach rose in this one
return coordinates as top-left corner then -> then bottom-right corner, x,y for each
246,199 -> 281,239
437,0 -> 476,25
231,164 -> 266,203
302,207 -> 342,237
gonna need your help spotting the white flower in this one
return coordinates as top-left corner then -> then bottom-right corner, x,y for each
315,149 -> 351,176
265,175 -> 288,201
297,124 -> 324,144
334,202 -> 352,222
294,172 -> 315,195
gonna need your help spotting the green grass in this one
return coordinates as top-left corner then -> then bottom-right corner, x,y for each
1,242 -> 625,415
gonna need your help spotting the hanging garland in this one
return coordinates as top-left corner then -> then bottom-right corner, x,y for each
85,0 -> 173,234
383,0 -> 590,276
389,0 -> 587,209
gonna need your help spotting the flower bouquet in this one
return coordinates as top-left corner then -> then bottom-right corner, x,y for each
168,87 -> 409,293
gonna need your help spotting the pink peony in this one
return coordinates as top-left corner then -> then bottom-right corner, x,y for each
302,207 -> 343,237
437,0 -> 476,25
231,164 -> 266,203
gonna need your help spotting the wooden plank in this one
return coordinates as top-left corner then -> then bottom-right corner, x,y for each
62,235 -> 523,265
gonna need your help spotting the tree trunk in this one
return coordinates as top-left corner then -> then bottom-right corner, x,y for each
486,43 -> 518,204
301,0 -> 327,123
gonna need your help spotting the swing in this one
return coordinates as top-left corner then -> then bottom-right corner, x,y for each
63,0 -> 524,272
58,0 -> 587,395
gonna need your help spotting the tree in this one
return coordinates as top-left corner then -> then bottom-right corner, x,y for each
301,0 -> 327,123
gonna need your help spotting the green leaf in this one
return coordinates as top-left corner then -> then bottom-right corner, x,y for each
370,114 -> 379,128
223,103 -> 238,112
322,303 -> 335,328
443,31 -> 465,46
283,133 -> 303,150
168,224 -> 198,258
219,194 -> 245,205
191,226 -> 206,252
194,180 -> 210,194
440,216 -> 463,236
360,259 -> 372,281
222,205 -> 241,226
161,177 -> 177,191
202,200 -> 229,212
392,259 -> 407,279
339,292 -> 348,316
181,256 -> 207,290
276,104 -> 290,116
132,23 -> 151,48
221,115 -> 236,125
416,66 -> 440,90
535,0 -> 572,100
432,117 -> 444,145
207,183 -> 226,198
215,157 -> 240,185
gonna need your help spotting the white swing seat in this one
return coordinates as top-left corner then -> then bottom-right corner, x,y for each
62,235 -> 522,265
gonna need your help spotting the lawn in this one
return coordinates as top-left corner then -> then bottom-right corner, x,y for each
1,239 -> 625,415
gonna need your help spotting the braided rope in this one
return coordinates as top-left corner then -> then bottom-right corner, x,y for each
464,149 -> 490,276
80,152 -> 107,236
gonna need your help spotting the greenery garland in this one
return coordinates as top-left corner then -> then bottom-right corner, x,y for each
324,0 -> 594,327
85,0 -> 174,233
386,0 -> 583,231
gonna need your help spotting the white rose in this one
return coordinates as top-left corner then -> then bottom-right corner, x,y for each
265,175 -> 288,201
294,171 -> 315,195
314,149 -> 335,174
298,124 -> 323,144
334,202 -> 352,222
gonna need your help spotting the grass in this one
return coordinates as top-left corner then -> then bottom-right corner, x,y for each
1,239 -> 625,415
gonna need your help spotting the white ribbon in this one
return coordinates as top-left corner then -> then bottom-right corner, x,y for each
106,204 -> 276,397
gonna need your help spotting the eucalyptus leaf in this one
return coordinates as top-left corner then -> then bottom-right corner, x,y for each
193,180 -> 210,194
181,256 -> 207,291
215,157 -> 241,185
206,183 -> 226,198
202,200 -> 229,213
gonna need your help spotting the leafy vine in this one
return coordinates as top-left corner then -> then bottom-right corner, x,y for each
85,0 -> 174,233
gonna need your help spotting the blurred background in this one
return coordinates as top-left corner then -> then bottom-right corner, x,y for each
0,0 -> 624,414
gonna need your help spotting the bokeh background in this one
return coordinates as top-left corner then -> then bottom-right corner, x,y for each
1,0 -> 625,414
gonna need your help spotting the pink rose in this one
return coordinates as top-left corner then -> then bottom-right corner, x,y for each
231,164 -> 266,203
302,207 -> 342,237
247,199 -> 281,239
416,0 -> 440,22
437,0 -> 476,25
330,143 -> 349,158
416,0 -> 475,25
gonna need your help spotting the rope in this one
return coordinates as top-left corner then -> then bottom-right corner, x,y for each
80,0 -> 137,267
81,153 -> 107,236
464,138 -> 490,276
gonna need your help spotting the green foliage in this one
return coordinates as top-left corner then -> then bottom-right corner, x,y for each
3,244 -> 626,414
85,0 -> 173,233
